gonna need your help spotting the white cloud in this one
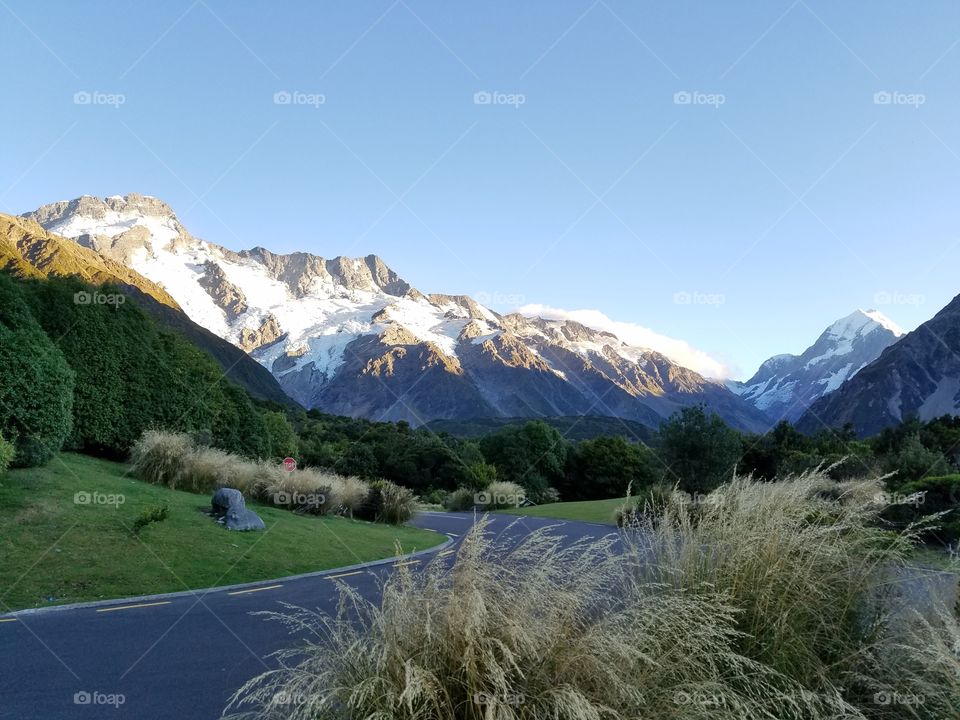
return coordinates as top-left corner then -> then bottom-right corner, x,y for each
516,304 -> 731,379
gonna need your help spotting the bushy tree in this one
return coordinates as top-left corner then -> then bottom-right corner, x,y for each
884,434 -> 950,483
0,273 -> 75,466
658,405 -> 742,494
262,411 -> 298,460
336,443 -> 379,478
479,420 -> 571,500
564,436 -> 657,500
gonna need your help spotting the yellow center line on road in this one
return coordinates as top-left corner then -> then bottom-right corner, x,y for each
227,584 -> 283,596
0,618 -> 18,623
438,550 -> 456,557
393,560 -> 420,568
325,570 -> 363,580
96,601 -> 172,613
446,533 -> 460,537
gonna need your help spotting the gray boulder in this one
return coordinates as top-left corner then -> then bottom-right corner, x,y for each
211,487 -> 265,532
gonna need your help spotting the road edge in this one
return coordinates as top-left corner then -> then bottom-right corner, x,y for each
3,531 -> 454,619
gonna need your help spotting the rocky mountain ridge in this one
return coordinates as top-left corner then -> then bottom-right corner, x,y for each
23,193 -> 772,432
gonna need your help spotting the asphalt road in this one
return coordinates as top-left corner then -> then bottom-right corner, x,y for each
0,512 -> 609,720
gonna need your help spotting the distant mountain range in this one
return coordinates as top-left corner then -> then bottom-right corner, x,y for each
729,310 -> 904,423
17,193 -> 960,439
21,194 -> 771,432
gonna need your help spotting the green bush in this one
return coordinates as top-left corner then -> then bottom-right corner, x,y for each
883,474 -> 960,543
423,488 -> 448,506
479,420 -> 570,498
0,433 -> 14,474
885,434 -> 950,483
132,504 -> 169,535
443,487 -> 475,511
0,273 -> 75,466
262,411 -> 298,460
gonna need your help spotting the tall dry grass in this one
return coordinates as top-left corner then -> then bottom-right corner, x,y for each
130,431 -> 372,518
226,520 -> 845,720
129,430 -> 195,489
626,470 -> 960,719
226,470 -> 960,720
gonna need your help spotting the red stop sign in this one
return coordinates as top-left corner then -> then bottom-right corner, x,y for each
283,457 -> 297,473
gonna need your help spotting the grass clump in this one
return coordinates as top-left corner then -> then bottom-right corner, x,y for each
129,430 -> 195,489
131,504 -> 169,535
362,479 -> 417,525
477,480 -> 526,509
130,430 -> 374,519
627,470 -> 960,718
227,470 -> 960,720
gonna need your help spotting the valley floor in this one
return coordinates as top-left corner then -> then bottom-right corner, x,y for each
0,453 -> 443,611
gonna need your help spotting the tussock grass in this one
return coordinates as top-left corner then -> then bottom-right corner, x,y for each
370,479 -> 417,525
227,517 -> 827,720
130,431 -> 372,519
481,480 -> 526,509
129,430 -> 194,489
226,470 -> 960,720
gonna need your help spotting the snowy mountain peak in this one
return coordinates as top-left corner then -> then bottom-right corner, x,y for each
825,308 -> 904,341
732,308 -> 905,422
860,309 -> 905,336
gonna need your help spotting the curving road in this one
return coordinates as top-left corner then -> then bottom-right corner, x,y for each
0,512 -> 609,720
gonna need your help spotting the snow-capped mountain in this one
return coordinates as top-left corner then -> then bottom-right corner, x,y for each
23,194 -> 771,432
798,295 -> 960,437
730,309 -> 904,423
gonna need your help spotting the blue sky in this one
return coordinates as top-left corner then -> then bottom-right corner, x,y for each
2,1 -> 959,379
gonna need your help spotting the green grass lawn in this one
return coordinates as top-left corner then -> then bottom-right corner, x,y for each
500,497 -> 629,525
0,453 -> 444,611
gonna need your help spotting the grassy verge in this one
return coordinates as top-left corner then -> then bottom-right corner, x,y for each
500,496 -> 629,524
0,453 -> 443,611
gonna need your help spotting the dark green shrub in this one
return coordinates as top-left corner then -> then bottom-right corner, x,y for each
0,273 -> 75,466
443,487 -> 475,511
424,488 -> 448,506
564,435 -> 657,500
132,504 -> 170,535
882,474 -> 960,543
17,275 -> 270,460
479,420 -> 571,497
